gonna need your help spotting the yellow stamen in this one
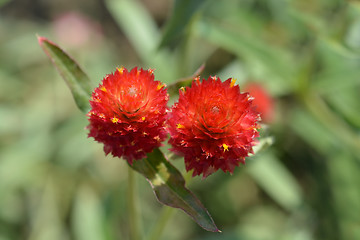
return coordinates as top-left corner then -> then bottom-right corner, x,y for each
157,83 -> 166,90
180,87 -> 186,93
230,78 -> 236,87
177,123 -> 185,129
94,97 -> 101,103
100,86 -> 107,92
223,143 -> 229,152
117,66 -> 124,74
141,116 -> 146,121
111,117 -> 119,123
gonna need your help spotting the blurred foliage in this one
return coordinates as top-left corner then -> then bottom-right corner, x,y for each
1,0 -> 360,240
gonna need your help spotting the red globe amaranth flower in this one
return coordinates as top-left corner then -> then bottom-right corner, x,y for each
167,77 -> 260,178
87,67 -> 168,164
243,82 -> 275,123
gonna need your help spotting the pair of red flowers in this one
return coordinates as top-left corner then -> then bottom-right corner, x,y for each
87,67 -> 260,178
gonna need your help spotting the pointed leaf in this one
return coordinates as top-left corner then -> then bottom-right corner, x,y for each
38,36 -> 92,113
130,148 -> 220,232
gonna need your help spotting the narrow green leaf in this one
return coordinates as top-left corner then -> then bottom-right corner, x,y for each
328,152 -> 360,240
248,152 -> 303,211
105,0 -> 160,61
73,185 -> 106,240
105,0 -> 176,82
159,0 -> 207,49
131,148 -> 220,232
289,107 -> 337,154
194,19 -> 295,95
313,39 -> 360,93
38,36 -> 92,113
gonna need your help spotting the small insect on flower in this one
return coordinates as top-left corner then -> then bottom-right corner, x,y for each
87,67 -> 169,164
167,76 -> 260,178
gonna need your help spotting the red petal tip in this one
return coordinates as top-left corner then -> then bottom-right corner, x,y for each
37,35 -> 48,45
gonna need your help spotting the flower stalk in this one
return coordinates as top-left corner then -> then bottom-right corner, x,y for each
147,207 -> 174,240
128,166 -> 142,240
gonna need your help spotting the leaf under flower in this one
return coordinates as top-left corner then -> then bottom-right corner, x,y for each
131,148 -> 220,232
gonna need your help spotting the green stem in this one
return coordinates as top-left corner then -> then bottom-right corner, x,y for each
128,166 -> 141,240
147,207 -> 175,240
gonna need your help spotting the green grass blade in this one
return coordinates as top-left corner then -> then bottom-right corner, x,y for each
159,0 -> 207,49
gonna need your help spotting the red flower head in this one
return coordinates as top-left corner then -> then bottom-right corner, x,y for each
243,82 -> 275,123
87,67 -> 168,164
167,76 -> 260,178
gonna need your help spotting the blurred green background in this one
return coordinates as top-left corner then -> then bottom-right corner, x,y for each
1,0 -> 360,239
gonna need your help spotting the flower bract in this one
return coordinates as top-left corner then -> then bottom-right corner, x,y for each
87,67 -> 168,164
167,76 -> 260,178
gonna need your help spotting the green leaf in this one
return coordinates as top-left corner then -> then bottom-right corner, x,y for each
324,89 -> 360,129
313,39 -> 360,93
159,0 -> 207,49
328,152 -> 360,240
105,0 -> 176,82
73,185 -> 106,240
105,0 -> 160,61
194,19 -> 295,95
289,108 -> 335,154
38,36 -> 92,113
130,148 -> 220,232
247,152 -> 303,211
